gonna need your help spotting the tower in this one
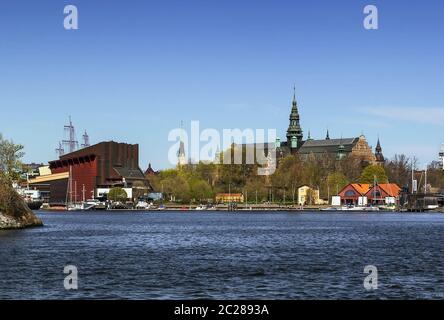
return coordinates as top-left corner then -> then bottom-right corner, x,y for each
178,141 -> 186,166
337,137 -> 346,160
375,137 -> 385,165
325,129 -> 330,140
286,87 -> 303,151
178,121 -> 186,166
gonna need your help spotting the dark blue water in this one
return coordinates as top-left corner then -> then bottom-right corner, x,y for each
1,211 -> 443,299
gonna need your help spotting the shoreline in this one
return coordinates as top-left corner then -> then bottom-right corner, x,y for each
33,208 -> 444,214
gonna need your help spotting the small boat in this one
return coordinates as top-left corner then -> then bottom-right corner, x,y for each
135,200 -> 152,210
25,199 -> 43,210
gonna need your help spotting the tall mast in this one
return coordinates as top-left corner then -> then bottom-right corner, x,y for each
81,130 -> 90,148
62,116 -> 79,154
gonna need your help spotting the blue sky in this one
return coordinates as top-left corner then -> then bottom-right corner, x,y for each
0,0 -> 443,170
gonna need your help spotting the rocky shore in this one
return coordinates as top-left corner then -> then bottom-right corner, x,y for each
0,178 -> 43,230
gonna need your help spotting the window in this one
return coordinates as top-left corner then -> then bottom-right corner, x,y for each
345,190 -> 356,197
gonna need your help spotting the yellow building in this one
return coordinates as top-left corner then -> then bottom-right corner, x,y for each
297,185 -> 325,205
215,193 -> 244,203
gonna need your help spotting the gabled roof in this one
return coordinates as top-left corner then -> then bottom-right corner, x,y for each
377,183 -> 402,197
351,183 -> 371,195
338,183 -> 371,196
113,167 -> 145,180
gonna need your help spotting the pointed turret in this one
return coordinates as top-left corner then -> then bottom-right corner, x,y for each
326,129 -> 330,140
286,86 -> 303,151
178,121 -> 187,166
375,137 -> 385,165
307,130 -> 313,141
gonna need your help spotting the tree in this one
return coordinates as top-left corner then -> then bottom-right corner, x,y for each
337,155 -> 367,182
327,172 -> 349,196
384,154 -> 412,188
426,161 -> 444,191
360,165 -> 388,184
108,187 -> 128,202
271,155 -> 304,202
0,133 -> 25,181
244,176 -> 269,203
189,179 -> 213,203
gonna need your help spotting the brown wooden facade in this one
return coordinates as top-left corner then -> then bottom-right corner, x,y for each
45,141 -> 150,203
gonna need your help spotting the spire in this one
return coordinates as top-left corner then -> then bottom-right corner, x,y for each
307,130 -> 313,141
376,137 -> 382,152
326,129 -> 330,140
375,136 -> 384,164
178,120 -> 186,166
286,86 -> 303,149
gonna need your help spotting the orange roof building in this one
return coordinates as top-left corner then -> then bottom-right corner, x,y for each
338,184 -> 371,205
365,184 -> 401,205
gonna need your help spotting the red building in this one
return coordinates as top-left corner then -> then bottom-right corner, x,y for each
338,184 -> 371,205
365,184 -> 401,205
30,141 -> 150,204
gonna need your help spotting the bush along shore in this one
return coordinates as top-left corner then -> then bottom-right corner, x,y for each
0,175 -> 43,229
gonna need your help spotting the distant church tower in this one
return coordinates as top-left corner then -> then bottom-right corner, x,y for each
375,138 -> 385,165
178,121 -> 187,167
286,87 -> 304,152
178,140 -> 186,166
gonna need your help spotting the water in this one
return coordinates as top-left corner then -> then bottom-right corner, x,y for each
0,211 -> 443,299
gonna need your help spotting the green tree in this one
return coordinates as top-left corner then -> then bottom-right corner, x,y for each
108,187 -> 128,202
327,172 -> 349,196
244,176 -> 268,203
189,178 -> 213,203
360,165 -> 388,184
0,133 -> 25,181
216,144 -> 259,193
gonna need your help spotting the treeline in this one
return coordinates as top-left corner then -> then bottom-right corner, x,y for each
0,134 -> 26,214
150,151 -> 444,204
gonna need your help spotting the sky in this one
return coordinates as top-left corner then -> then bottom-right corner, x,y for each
0,0 -> 443,170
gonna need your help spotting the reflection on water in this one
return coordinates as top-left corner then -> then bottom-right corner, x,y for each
0,211 -> 443,299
